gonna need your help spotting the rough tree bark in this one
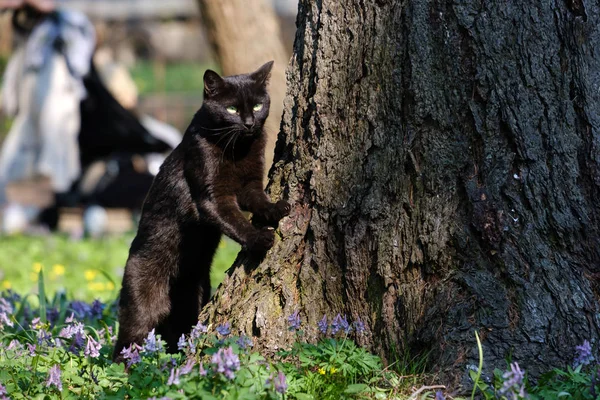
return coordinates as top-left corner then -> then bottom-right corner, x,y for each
197,0 -> 289,174
200,0 -> 600,387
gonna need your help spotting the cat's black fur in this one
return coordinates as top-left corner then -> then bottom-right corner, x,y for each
112,61 -> 290,361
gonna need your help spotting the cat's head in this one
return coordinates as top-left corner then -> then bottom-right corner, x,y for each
198,61 -> 273,140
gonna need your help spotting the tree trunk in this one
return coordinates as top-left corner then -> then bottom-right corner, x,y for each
197,0 -> 289,175
200,0 -> 600,387
0,12 -> 12,59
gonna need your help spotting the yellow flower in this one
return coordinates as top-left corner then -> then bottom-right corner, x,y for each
88,282 -> 106,291
84,270 -> 97,281
106,281 -> 115,291
2,280 -> 11,289
51,264 -> 66,276
318,368 -> 326,375
330,367 -> 338,374
32,262 -> 43,272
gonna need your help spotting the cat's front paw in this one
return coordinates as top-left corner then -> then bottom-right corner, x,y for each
257,200 -> 291,226
245,227 -> 275,253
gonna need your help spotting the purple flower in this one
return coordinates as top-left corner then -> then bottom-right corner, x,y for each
499,362 -> 527,399
7,339 -> 21,351
435,390 -> 446,400
65,313 -> 75,323
68,301 -> 91,319
274,371 -> 287,394
216,322 -> 231,337
37,329 -> 54,346
46,307 -> 60,326
120,343 -> 142,367
317,315 -> 328,334
211,346 -> 240,380
574,340 -> 594,367
0,312 -> 13,329
236,336 -> 253,349
331,314 -> 351,335
354,318 -> 365,334
191,321 -> 208,339
199,362 -> 207,376
288,310 -> 301,331
46,364 -> 62,391
143,329 -> 163,353
84,335 -> 102,358
0,298 -> 13,314
31,317 -> 42,329
177,334 -> 187,351
167,368 -> 180,385
0,382 -> 7,395
27,343 -> 36,356
180,359 -> 195,375
90,299 -> 105,319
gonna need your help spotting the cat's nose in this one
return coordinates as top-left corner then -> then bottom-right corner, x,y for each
243,117 -> 254,130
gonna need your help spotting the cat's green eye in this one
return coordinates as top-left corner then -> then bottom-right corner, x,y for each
226,106 -> 238,114
253,104 -> 263,112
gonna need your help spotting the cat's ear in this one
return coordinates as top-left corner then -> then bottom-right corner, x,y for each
203,69 -> 224,97
251,61 -> 274,87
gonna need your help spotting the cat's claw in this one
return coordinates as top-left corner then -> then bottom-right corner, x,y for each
256,200 -> 291,226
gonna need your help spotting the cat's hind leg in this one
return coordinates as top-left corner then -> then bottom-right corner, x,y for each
112,258 -> 171,362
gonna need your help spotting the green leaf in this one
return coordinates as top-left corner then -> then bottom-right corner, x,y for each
38,268 -> 47,324
344,384 -> 369,394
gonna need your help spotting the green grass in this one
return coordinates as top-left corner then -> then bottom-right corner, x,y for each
129,61 -> 217,95
0,234 -> 240,303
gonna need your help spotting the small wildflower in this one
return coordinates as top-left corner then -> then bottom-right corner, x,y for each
0,382 -> 7,395
199,362 -> 207,376
180,359 -> 195,375
1,280 -> 11,290
65,313 -> 75,323
120,343 -> 142,367
317,315 -> 328,334
31,317 -> 42,329
318,367 -> 326,375
274,371 -> 287,394
574,340 -> 594,367
288,310 -> 301,331
68,301 -> 92,319
37,329 -> 54,346
84,335 -> 102,358
499,362 -> 527,399
216,322 -> 231,336
143,329 -> 163,353
167,368 -> 180,385
435,390 -> 446,400
354,318 -> 365,334
46,364 -> 62,391
191,321 -> 208,339
51,264 -> 65,277
0,312 -> 13,329
84,269 -> 97,281
7,339 -> 21,351
331,314 -> 351,335
330,367 -> 338,374
236,335 -> 253,349
177,334 -> 187,351
211,346 -> 240,379
90,299 -> 105,319
27,343 -> 36,356
88,282 -> 106,291
46,307 -> 60,326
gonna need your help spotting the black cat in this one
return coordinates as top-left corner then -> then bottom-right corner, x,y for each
113,61 -> 290,361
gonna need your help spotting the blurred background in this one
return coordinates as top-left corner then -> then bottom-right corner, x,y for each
0,0 -> 297,301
